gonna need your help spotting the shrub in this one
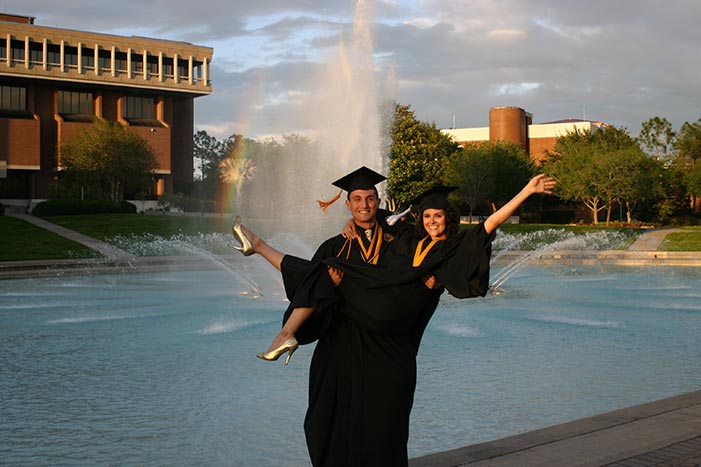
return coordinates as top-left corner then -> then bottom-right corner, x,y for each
663,214 -> 701,226
119,200 -> 137,214
32,199 -> 136,216
539,210 -> 576,224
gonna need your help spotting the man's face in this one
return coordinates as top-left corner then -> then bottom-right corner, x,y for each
345,189 -> 379,227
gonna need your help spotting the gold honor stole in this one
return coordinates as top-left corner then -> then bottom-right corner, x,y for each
412,235 -> 446,267
337,225 -> 383,265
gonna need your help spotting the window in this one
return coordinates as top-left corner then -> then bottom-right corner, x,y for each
47,51 -> 60,66
65,47 -> 78,68
115,52 -> 127,73
177,60 -> 188,80
98,50 -> 111,72
147,58 -> 158,75
0,43 -> 6,60
47,44 -> 60,67
0,86 -> 27,112
30,48 -> 43,64
28,42 -> 43,65
162,57 -> 173,77
131,53 -> 143,74
98,56 -> 110,71
124,95 -> 155,120
11,40 -> 25,64
58,90 -> 93,115
82,52 -> 95,70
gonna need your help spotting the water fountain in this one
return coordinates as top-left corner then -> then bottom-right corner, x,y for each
236,0 -> 387,248
489,228 -> 632,290
2,249 -> 699,466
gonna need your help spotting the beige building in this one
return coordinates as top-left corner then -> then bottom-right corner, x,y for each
442,106 -> 605,163
0,13 -> 213,204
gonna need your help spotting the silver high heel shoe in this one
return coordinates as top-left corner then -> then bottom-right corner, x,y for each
257,337 -> 299,365
229,216 -> 254,256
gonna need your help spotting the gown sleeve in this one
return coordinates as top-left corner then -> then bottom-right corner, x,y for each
430,223 -> 495,299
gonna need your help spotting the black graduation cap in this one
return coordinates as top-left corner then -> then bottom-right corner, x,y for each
332,166 -> 386,193
318,166 -> 386,211
408,186 -> 457,212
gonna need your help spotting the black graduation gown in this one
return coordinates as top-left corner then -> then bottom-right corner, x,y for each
280,224 -> 494,467
281,224 -> 392,345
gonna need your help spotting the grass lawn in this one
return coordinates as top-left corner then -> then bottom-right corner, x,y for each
659,226 -> 701,251
0,216 -> 96,261
44,213 -> 234,240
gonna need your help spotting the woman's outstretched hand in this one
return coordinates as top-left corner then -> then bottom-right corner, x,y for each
528,174 -> 557,195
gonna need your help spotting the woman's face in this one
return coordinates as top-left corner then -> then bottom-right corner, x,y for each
422,208 -> 447,239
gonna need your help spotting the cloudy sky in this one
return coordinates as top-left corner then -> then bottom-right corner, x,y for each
10,0 -> 701,140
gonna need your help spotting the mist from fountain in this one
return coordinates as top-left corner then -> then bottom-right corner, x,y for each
100,225 -> 635,305
109,232 -> 263,296
236,0 -> 388,246
490,229 -> 632,290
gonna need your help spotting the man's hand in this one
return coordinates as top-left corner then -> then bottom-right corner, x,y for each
327,266 -> 344,286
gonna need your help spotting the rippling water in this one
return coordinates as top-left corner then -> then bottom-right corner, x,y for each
1,259 -> 699,466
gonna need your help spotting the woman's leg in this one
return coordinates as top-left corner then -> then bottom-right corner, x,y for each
238,224 -> 285,271
233,220 -> 317,362
263,307 -> 314,354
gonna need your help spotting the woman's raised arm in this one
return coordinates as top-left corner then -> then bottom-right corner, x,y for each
483,174 -> 556,235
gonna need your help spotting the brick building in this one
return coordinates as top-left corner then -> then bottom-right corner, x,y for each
442,106 -> 605,163
0,13 -> 213,205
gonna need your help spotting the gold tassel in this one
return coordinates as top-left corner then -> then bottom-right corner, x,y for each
317,189 -> 342,212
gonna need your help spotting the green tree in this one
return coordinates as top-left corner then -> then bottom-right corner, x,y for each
543,129 -> 607,224
545,125 -> 661,225
59,120 -> 159,202
684,165 -> 701,212
603,147 -> 665,223
486,142 -> 534,210
674,119 -> 701,212
445,141 -> 533,219
638,117 -> 675,161
387,103 -> 461,204
444,147 -> 493,220
193,130 -> 224,199
675,119 -> 701,168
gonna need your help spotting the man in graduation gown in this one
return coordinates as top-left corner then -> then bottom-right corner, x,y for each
284,166 -> 392,342
281,167 -> 400,466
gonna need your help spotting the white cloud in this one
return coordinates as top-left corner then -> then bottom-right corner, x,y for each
12,0 -> 701,138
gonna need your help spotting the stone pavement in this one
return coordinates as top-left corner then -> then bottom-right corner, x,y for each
410,391 -> 701,467
628,227 -> 686,251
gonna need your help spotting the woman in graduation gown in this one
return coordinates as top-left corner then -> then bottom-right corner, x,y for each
234,174 -> 555,467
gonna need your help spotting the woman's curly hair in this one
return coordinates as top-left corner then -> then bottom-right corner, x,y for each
415,206 -> 460,238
